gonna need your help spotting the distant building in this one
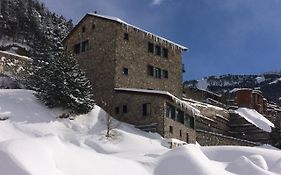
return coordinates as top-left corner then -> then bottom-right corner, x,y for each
235,88 -> 266,113
63,13 -> 197,143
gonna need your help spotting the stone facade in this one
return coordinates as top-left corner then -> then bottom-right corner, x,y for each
63,13 -> 195,143
196,130 -> 258,146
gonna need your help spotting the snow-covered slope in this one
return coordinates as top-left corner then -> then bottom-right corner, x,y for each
0,89 -> 280,175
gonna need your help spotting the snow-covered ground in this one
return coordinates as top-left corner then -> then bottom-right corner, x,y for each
0,89 -> 280,175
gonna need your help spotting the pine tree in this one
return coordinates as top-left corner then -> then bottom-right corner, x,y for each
31,51 -> 95,115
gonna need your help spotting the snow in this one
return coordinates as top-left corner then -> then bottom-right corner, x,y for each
196,78 -> 209,90
230,88 -> 252,93
256,76 -> 265,84
87,13 -> 187,51
235,108 -> 275,132
269,78 -> 281,85
0,89 -> 280,175
0,39 -> 31,52
0,50 -> 33,62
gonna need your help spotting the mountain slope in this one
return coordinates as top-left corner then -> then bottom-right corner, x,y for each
184,72 -> 281,105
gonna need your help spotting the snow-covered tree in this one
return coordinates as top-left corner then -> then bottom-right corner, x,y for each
31,51 -> 95,114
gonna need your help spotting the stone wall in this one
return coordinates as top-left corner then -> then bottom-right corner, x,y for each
196,130 -> 258,146
63,15 -> 118,112
0,51 -> 33,78
114,24 -> 184,98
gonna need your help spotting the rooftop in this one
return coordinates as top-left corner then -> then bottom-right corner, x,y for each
64,13 -> 188,51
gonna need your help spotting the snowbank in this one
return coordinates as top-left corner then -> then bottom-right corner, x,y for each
235,108 -> 274,132
0,89 -> 280,175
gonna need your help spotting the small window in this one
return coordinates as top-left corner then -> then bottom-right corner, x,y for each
82,26 -> 86,33
123,67 -> 128,75
73,43 -> 80,54
169,126 -> 173,134
143,103 -> 151,117
154,67 -> 161,79
81,40 -> 89,52
148,42 -> 154,53
166,103 -> 176,120
148,65 -> 154,76
124,33 -> 129,40
122,105 -> 128,113
163,48 -> 168,58
155,45 -> 161,56
162,70 -> 168,78
186,133 -> 189,143
92,23 -> 95,29
180,130 -> 182,137
115,107 -> 120,114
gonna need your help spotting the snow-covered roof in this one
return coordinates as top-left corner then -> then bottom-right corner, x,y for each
235,108 -> 275,132
0,51 -> 33,62
229,88 -> 252,93
114,88 -> 200,115
87,13 -> 188,51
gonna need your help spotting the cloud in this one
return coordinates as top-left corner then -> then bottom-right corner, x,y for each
151,0 -> 163,5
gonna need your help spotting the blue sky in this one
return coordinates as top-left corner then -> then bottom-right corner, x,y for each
40,0 -> 281,80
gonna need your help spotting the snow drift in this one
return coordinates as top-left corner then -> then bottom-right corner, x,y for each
0,89 -> 280,175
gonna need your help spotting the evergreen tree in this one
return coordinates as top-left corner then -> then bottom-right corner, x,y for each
31,51 -> 95,114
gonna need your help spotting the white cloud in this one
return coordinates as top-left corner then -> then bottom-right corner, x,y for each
152,0 -> 163,5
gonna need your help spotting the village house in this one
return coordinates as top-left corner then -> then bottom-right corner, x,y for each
183,87 -> 280,146
63,13 -> 198,143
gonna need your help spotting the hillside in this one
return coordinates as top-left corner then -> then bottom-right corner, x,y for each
0,0 -> 73,60
184,72 -> 281,105
0,89 -> 281,175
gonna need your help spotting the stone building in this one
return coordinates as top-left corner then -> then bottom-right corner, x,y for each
63,13 -> 197,143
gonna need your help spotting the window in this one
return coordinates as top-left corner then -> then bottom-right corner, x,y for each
166,103 -> 176,120
169,126 -> 173,134
186,133 -> 189,143
82,26 -> 86,33
154,67 -> 161,79
115,107 -> 120,114
148,65 -> 168,79
176,109 -> 184,124
148,42 -> 154,53
92,23 -> 95,29
81,40 -> 89,52
162,70 -> 168,78
122,105 -> 128,113
180,130 -> 182,137
123,67 -> 128,75
73,43 -> 80,54
148,65 -> 154,76
142,103 -> 151,117
155,45 -> 161,56
124,33 -> 129,40
162,48 -> 168,58
184,114 -> 195,129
